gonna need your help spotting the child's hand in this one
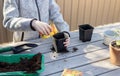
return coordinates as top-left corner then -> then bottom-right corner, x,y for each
32,20 -> 52,35
63,31 -> 70,47
64,37 -> 70,47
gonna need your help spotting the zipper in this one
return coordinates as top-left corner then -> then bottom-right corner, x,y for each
21,32 -> 24,41
35,0 -> 41,38
18,0 -> 24,41
35,0 -> 41,21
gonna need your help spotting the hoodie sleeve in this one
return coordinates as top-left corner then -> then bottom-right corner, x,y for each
49,0 -> 69,32
3,0 -> 33,31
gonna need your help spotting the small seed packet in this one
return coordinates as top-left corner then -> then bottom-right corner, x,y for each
61,69 -> 82,76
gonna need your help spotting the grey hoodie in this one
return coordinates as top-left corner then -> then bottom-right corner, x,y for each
3,0 -> 69,42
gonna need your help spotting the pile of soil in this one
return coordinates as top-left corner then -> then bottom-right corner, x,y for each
0,53 -> 42,73
111,41 -> 120,48
72,47 -> 78,53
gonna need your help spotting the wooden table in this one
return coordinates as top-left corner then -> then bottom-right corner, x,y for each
1,23 -> 120,76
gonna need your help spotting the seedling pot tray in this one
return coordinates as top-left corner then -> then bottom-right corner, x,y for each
0,54 -> 44,76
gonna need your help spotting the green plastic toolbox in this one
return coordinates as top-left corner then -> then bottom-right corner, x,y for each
0,54 -> 44,76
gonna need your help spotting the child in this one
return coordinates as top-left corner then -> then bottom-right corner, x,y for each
3,0 -> 70,46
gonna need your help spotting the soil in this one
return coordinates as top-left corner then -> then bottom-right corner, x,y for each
72,47 -> 78,53
51,46 -> 78,53
0,53 -> 42,73
111,41 -> 120,48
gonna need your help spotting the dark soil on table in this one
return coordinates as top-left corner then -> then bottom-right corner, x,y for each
111,41 -> 120,48
0,53 -> 42,73
72,47 -> 78,53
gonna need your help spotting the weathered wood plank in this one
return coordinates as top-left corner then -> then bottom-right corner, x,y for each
41,49 -> 110,75
44,40 -> 108,63
98,69 -> 120,76
21,32 -> 103,54
50,59 -> 120,76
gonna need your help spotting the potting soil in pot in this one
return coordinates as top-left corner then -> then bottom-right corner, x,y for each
110,41 -> 120,65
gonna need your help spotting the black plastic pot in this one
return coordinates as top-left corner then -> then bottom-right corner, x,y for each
53,31 -> 70,53
79,24 -> 94,42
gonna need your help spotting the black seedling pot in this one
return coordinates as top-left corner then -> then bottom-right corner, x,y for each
79,24 -> 94,42
53,31 -> 70,53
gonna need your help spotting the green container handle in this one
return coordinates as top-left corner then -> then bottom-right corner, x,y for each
0,46 -> 13,53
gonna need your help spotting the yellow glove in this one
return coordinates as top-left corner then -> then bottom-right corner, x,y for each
41,23 -> 58,39
51,23 -> 58,34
